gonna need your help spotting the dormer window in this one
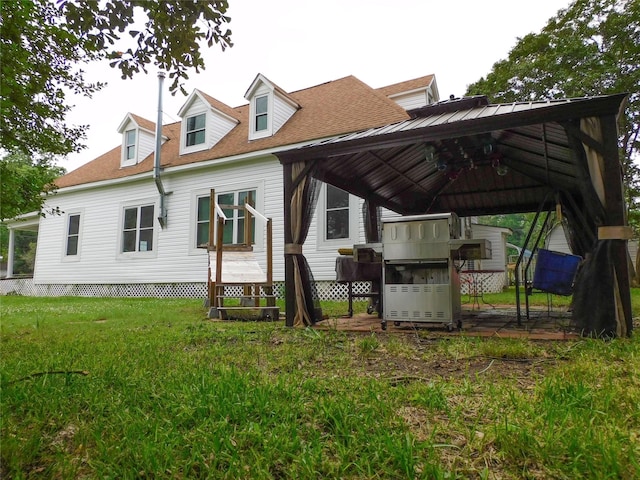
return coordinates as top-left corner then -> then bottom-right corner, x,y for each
125,130 -> 136,160
177,90 -> 239,155
186,113 -> 206,147
255,95 -> 268,132
426,86 -> 435,105
248,90 -> 273,140
245,74 -> 300,141
118,113 -> 157,168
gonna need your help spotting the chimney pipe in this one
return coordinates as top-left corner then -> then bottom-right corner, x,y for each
155,71 -> 169,228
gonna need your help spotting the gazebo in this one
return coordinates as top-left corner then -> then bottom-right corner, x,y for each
276,93 -> 632,337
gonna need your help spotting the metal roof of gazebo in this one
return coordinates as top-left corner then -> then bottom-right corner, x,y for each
278,94 -> 628,217
276,93 -> 632,337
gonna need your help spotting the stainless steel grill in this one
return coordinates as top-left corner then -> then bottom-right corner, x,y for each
380,213 -> 491,330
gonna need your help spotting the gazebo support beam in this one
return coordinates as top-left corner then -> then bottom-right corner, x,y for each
283,162 -> 296,327
600,114 -> 633,336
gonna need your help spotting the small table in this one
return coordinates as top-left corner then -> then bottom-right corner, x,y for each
462,270 -> 503,309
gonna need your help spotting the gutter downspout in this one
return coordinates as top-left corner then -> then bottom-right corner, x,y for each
155,71 -> 169,228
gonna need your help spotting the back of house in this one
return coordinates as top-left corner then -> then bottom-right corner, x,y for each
4,73 -> 445,298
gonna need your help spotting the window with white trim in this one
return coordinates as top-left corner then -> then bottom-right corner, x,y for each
255,95 -> 268,132
219,190 -> 256,244
185,113 -> 206,147
125,129 -> 136,160
122,205 -> 155,252
317,184 -> 359,249
195,195 -> 211,248
325,185 -> 350,240
195,190 -> 257,247
66,213 -> 81,256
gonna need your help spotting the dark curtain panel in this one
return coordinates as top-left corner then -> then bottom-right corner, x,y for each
567,116 -> 630,337
289,161 -> 321,326
572,240 -> 620,337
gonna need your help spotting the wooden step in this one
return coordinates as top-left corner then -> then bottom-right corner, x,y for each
215,295 -> 278,300
215,306 -> 280,321
217,306 -> 276,310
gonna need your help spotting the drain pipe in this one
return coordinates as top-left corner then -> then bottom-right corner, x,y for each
155,71 -> 169,228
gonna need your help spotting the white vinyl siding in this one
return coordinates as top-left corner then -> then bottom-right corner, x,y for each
35,153 -> 396,285
545,224 -> 572,254
137,130 -> 155,162
35,160 -> 519,288
390,90 -> 432,110
272,94 -> 297,134
34,155 -> 452,285
629,240 -> 638,266
34,159 -> 276,285
209,115 -> 237,146
468,224 -> 510,272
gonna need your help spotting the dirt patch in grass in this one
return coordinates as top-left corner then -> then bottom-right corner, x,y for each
352,333 -> 557,388
363,354 -> 549,386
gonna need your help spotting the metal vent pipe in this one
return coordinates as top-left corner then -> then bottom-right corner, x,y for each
155,71 -> 169,228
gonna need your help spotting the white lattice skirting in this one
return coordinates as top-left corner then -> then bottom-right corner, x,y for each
1,279 -> 372,301
1,279 -> 210,298
1,274 -> 505,299
459,271 -> 507,295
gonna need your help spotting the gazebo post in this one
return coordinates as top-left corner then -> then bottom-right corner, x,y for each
283,162 -> 296,327
601,114 -> 633,336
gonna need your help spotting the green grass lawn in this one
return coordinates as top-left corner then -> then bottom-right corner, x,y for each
1,294 -> 639,479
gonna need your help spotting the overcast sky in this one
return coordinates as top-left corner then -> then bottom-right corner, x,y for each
63,0 -> 573,172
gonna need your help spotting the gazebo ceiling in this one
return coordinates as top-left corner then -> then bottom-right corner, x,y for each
277,94 -> 627,218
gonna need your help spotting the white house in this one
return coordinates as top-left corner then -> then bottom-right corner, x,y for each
4,73 -> 448,298
0,74 -> 506,298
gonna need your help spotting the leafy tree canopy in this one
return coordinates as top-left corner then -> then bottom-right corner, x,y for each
467,0 -> 638,160
467,0 -> 640,234
0,0 -> 232,157
0,152 -> 65,221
